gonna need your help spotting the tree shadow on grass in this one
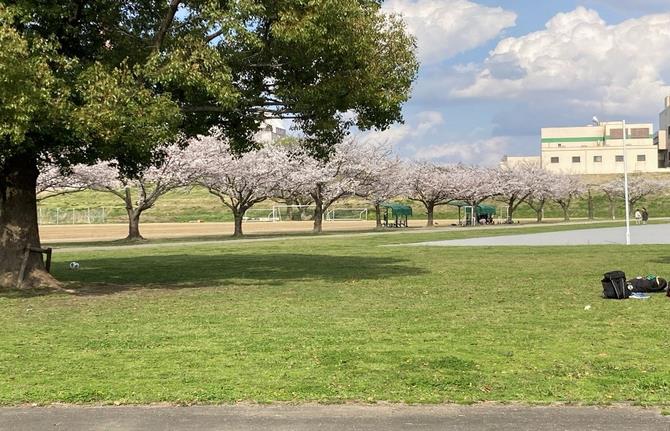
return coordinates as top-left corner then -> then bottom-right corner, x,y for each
1,253 -> 425,297
650,256 -> 670,264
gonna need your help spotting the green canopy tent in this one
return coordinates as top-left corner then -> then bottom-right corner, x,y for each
380,203 -> 413,227
449,201 -> 496,226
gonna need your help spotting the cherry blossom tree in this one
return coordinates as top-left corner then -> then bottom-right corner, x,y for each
448,165 -> 500,225
600,176 -> 663,220
71,144 -> 199,240
406,162 -> 455,227
186,137 -> 294,237
496,165 -> 535,224
289,139 -> 374,233
351,141 -> 404,228
36,165 -> 84,201
524,168 -> 557,223
551,175 -> 585,221
270,138 -> 315,221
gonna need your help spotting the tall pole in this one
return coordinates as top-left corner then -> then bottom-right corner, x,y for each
622,120 -> 631,245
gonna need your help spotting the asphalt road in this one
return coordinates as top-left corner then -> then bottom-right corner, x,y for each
2,404 -> 669,431
412,223 -> 670,246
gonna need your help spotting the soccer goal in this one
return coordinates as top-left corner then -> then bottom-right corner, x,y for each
497,206 -> 509,224
271,205 -> 317,221
325,208 -> 369,221
242,208 -> 280,222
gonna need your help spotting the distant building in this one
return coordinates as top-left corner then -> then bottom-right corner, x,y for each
502,96 -> 670,174
540,121 -> 657,174
499,156 -> 541,168
254,123 -> 288,145
654,96 -> 670,168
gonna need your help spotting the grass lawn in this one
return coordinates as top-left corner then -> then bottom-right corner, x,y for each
1,225 -> 670,406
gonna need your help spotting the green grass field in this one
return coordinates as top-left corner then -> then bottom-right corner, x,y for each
1,225 -> 670,406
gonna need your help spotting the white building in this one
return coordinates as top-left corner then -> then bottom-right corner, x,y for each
540,121 -> 657,174
502,96 -> 670,174
254,123 -> 288,145
653,96 -> 670,168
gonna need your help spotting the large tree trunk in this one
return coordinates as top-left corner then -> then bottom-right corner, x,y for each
126,208 -> 144,240
0,155 -> 59,289
374,203 -> 382,228
607,198 -> 615,220
285,197 -> 295,220
587,189 -> 594,220
425,203 -> 435,227
232,208 -> 245,237
561,204 -> 570,221
507,199 -> 515,224
313,200 -> 324,233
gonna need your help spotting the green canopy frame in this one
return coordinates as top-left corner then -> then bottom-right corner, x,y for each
449,201 -> 496,226
380,203 -> 413,227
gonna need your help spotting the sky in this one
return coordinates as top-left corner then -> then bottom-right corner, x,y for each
358,0 -> 670,165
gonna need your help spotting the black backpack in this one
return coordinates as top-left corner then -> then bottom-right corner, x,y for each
629,277 -> 668,293
602,271 -> 629,299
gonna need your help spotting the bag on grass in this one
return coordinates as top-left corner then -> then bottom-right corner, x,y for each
628,276 -> 668,293
602,270 -> 629,299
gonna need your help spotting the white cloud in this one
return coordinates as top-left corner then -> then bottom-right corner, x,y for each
383,0 -> 517,65
587,0 -> 670,13
360,111 -> 513,166
361,111 -> 444,147
451,7 -> 670,117
413,136 -> 511,166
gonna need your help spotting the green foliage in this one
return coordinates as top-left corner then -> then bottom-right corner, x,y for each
0,5 -> 66,156
72,62 -> 183,174
1,0 -> 417,167
2,227 -> 670,405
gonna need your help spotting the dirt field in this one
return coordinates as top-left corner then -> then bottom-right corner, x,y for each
39,219 -> 459,243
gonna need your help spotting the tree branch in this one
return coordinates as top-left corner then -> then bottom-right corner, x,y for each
205,29 -> 225,44
154,0 -> 182,51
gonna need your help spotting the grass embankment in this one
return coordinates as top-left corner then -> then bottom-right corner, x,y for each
1,225 -> 670,405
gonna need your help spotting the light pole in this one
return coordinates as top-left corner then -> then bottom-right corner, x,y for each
621,119 -> 631,245
593,117 -> 630,245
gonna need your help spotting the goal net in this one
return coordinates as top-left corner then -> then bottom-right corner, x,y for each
271,205 -> 316,222
325,208 -> 369,221
242,208 -> 280,222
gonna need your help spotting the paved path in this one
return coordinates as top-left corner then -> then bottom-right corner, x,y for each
1,404 -> 669,431
412,224 -> 670,247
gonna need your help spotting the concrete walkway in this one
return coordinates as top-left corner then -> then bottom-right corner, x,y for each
1,404 -> 669,431
412,224 -> 670,247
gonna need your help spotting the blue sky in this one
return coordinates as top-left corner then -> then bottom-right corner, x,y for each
362,0 -> 670,165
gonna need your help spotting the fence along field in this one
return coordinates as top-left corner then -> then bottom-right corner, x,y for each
38,207 -> 113,225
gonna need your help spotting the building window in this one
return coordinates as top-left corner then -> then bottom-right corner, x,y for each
610,129 -> 624,139
572,156 -> 581,163
637,154 -> 646,162
550,157 -> 559,164
593,155 -> 602,163
615,155 -> 624,162
631,128 -> 649,138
